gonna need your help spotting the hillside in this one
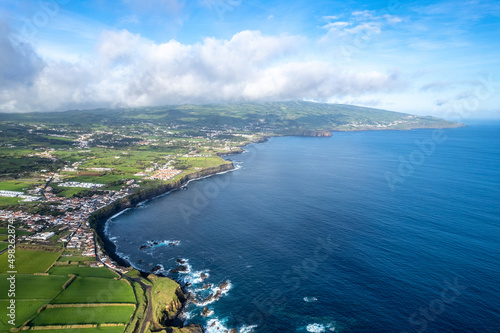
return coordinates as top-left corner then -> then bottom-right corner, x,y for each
0,101 -> 463,134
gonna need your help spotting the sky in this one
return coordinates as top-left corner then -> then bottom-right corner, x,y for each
0,0 -> 499,119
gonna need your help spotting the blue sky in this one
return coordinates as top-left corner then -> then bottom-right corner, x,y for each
0,0 -> 499,118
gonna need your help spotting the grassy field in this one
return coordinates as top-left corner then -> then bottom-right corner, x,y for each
149,274 -> 180,324
49,266 -> 119,278
30,305 -> 135,326
0,242 -> 8,252
53,277 -> 135,304
0,228 -> 32,236
26,326 -> 126,333
124,281 -> 146,333
0,248 -> 61,274
0,196 -> 23,206
0,180 -> 38,192
57,255 -> 97,263
0,274 -> 69,300
52,186 -> 90,198
0,300 -> 48,331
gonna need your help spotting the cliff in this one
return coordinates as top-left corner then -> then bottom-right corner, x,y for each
160,324 -> 204,333
148,274 -> 205,333
297,130 -> 333,137
88,161 -> 235,266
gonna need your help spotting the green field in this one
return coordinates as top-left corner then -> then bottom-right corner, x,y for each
58,255 -> 97,263
0,243 -> 8,252
149,274 -> 181,324
26,326 -> 126,333
0,300 -> 48,331
30,305 -> 135,326
0,248 -> 61,274
49,266 -> 119,278
52,186 -> 88,198
53,277 -> 135,304
0,196 -> 23,206
0,274 -> 69,300
0,180 -> 38,192
0,228 -> 32,236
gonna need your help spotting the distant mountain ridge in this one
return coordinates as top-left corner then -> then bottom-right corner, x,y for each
0,101 -> 464,133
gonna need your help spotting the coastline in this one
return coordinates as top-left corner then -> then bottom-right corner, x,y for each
86,124 -> 464,331
87,161 -> 237,332
89,161 -> 236,267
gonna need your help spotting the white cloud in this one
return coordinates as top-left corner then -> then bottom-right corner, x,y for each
320,10 -> 402,42
0,27 -> 405,112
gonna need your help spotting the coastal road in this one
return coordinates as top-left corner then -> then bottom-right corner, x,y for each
138,282 -> 153,333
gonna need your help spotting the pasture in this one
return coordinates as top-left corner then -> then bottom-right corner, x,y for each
26,326 -> 126,333
0,248 -> 61,274
53,277 -> 135,304
49,266 -> 119,278
0,300 -> 48,331
0,274 -> 69,300
30,305 -> 135,326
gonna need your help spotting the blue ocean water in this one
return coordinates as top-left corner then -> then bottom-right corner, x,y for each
106,123 -> 500,332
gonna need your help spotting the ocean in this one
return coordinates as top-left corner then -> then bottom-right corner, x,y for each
106,123 -> 500,332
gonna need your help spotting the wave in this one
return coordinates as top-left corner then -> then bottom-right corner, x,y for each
140,239 -> 181,251
303,296 -> 318,302
205,318 -> 257,333
305,323 -> 336,332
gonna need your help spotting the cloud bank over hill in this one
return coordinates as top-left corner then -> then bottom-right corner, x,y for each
1,0 -> 499,117
0,26 -> 403,112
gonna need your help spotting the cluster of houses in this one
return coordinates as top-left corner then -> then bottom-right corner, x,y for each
0,189 -> 129,263
58,181 -> 105,188
28,150 -> 57,161
146,167 -> 183,181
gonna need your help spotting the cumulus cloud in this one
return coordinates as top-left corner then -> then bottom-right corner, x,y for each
0,26 -> 405,112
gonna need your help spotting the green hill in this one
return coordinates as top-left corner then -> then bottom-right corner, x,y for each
0,101 -> 463,134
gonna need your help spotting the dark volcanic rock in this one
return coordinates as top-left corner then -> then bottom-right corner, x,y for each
170,265 -> 188,273
176,258 -> 186,264
200,272 -> 208,280
218,281 -> 230,290
213,290 -> 222,301
165,324 -> 204,333
201,306 -> 211,317
151,265 -> 162,273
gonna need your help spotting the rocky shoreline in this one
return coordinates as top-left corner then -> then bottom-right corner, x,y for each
87,161 -> 236,333
89,162 -> 235,265
87,125 -> 464,332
